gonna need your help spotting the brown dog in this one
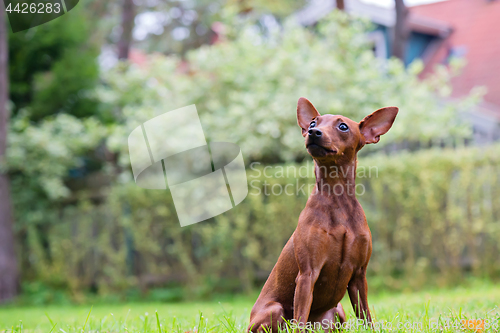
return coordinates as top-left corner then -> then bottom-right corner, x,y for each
248,98 -> 398,332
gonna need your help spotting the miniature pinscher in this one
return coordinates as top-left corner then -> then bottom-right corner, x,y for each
248,98 -> 398,332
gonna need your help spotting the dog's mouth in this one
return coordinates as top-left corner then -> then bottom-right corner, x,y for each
306,143 -> 337,154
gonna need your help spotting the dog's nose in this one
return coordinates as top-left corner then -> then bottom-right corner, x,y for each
308,128 -> 322,138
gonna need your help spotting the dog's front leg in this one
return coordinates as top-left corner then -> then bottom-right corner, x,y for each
293,269 -> 319,326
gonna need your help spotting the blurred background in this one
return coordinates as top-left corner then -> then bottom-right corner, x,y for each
0,0 -> 499,305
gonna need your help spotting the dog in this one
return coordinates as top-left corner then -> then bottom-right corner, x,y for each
248,98 -> 398,332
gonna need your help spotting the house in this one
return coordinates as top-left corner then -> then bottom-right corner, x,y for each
295,0 -> 500,143
295,0 -> 453,65
411,0 -> 500,142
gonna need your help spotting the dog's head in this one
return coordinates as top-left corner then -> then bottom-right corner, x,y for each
297,97 -> 398,164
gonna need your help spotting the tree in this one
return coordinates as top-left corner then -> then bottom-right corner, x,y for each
8,5 -> 100,121
336,0 -> 345,10
392,0 -> 409,61
0,3 -> 19,302
101,11 -> 475,165
131,0 -> 306,56
118,0 -> 135,60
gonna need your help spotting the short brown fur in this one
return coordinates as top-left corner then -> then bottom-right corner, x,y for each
248,98 -> 398,332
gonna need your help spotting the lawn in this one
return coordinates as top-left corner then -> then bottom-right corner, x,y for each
1,282 -> 499,332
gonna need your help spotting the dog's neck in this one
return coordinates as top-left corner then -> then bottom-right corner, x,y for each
313,157 -> 358,199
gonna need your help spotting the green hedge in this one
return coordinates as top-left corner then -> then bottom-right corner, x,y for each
16,144 -> 500,301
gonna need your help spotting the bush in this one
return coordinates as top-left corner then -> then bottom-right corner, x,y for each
13,144 -> 500,301
100,11 -> 479,165
359,145 -> 500,290
9,10 -> 492,302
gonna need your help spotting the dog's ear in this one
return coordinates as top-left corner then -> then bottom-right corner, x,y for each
359,107 -> 398,144
297,97 -> 321,137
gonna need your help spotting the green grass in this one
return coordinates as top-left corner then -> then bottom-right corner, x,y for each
1,283 -> 499,332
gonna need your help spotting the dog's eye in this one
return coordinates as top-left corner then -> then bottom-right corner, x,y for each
309,121 -> 316,128
338,123 -> 349,132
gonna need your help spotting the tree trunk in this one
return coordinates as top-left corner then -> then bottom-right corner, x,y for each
0,3 -> 19,302
336,0 -> 345,10
117,0 -> 135,60
392,0 -> 409,61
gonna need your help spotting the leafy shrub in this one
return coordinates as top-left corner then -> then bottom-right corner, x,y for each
100,11 -> 479,165
12,144 -> 500,300
8,6 -> 100,121
8,11 -> 492,302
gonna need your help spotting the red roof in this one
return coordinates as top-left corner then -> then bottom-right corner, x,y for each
411,0 -> 500,108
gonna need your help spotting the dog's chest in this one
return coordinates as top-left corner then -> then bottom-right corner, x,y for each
310,228 -> 371,307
